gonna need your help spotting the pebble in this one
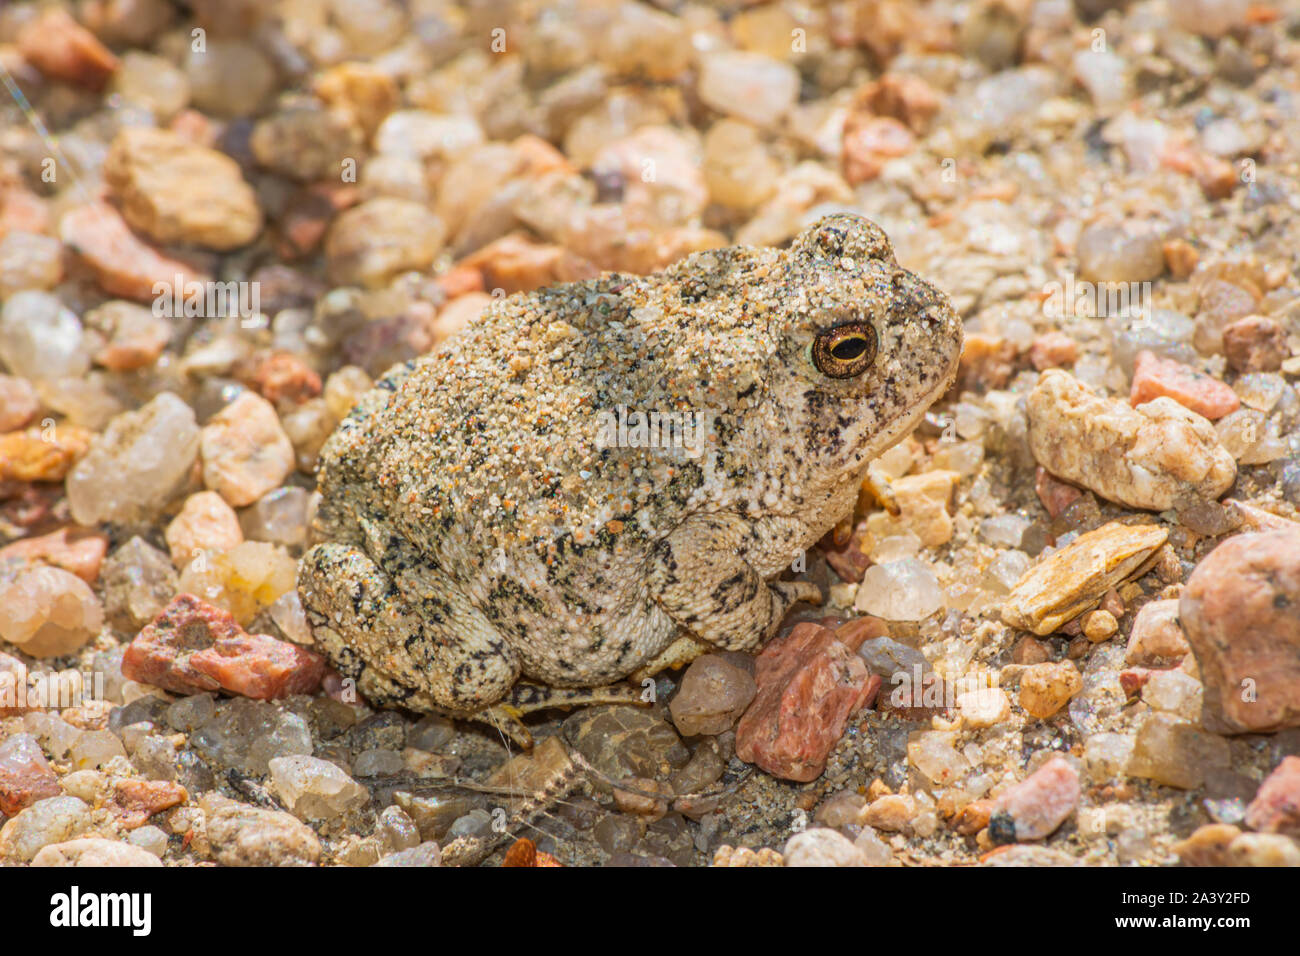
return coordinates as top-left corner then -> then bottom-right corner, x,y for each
104,127 -> 261,250
85,300 -> 172,372
1124,598 -> 1189,665
236,352 -> 322,411
668,654 -> 756,737
379,805 -> 421,852
185,40 -> 275,117
66,393 -> 200,525
1001,521 -> 1166,634
702,119 -> 781,210
712,845 -> 783,867
250,101 -> 362,183
239,486 -> 312,549
856,632 -> 927,682
0,423 -> 93,483
69,730 -> 128,770
697,52 -> 799,128
111,51 -> 190,120
1110,309 -> 1198,377
562,706 -> 689,785
957,686 -> 1011,729
1027,370 -> 1236,511
1018,661 -> 1083,719
1169,0 -> 1249,37
0,230 -> 63,297
191,698 -> 312,776
59,203 -> 208,303
177,540 -> 298,624
166,694 -> 216,732
200,793 -> 321,866
1028,331 -> 1078,371
99,537 -> 177,634
0,566 -> 103,658
21,712 -> 81,758
991,756 -> 1080,841
325,198 -> 445,289
122,593 -> 325,699
735,621 -> 880,782
16,8 -> 118,91
842,116 -> 915,185
0,796 -> 91,862
1244,756 -> 1300,836
859,793 -> 915,833
199,392 -> 295,508
814,789 -> 866,828
1033,467 -> 1082,520
374,843 -> 443,867
890,471 -> 959,548
0,527 -> 107,584
783,828 -> 866,867
113,779 -> 187,828
855,558 -> 945,620
0,733 -> 60,815
1129,351 -> 1240,420
1081,609 -> 1118,642
165,491 -> 244,567
1179,529 -> 1300,733
853,826 -> 893,866
1141,670 -> 1203,722
1223,316 -> 1287,373
1172,823 -> 1240,866
127,825 -> 170,858
0,375 -> 39,433
268,755 -> 369,820
909,731 -> 970,785
0,291 -> 90,388
31,837 -> 162,868
1075,221 -> 1166,284
1127,712 -> 1230,789
313,62 -> 398,138
1226,833 -> 1300,867
1081,732 -> 1134,783
459,234 -> 598,297
612,777 -> 672,821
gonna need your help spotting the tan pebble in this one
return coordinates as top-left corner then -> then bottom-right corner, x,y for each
1001,521 -> 1166,635
1082,609 -> 1118,642
957,686 -> 1011,729
859,793 -> 915,832
165,491 -> 243,568
1018,661 -> 1082,719
1027,369 -> 1236,511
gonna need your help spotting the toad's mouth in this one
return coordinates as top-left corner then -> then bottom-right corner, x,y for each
845,354 -> 960,472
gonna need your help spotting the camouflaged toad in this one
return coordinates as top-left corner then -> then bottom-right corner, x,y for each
299,214 -> 962,743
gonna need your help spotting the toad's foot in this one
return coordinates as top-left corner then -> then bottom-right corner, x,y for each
629,634 -> 712,683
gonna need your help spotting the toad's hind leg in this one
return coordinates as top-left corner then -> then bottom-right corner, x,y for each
298,541 -> 521,717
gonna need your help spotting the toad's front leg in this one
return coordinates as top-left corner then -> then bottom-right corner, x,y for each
646,512 -> 821,653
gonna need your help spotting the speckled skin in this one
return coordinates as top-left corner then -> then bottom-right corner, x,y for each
299,214 -> 962,720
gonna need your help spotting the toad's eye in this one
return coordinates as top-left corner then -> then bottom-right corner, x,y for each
811,322 -> 878,379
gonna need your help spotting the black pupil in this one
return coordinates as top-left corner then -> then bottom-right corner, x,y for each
831,336 -> 866,361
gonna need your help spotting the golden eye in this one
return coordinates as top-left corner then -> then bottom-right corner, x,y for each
811,322 -> 878,379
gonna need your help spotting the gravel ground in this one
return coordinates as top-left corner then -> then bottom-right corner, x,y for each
1,0 -> 1299,868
